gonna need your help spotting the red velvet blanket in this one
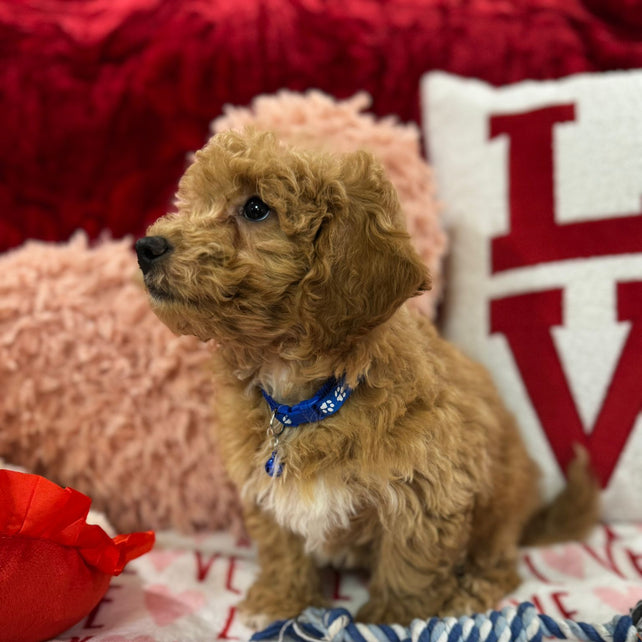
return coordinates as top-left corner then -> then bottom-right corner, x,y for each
2,0 -> 642,251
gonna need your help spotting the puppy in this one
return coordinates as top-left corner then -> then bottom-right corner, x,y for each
136,129 -> 599,626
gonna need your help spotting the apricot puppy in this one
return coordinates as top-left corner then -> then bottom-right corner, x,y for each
136,129 -> 598,626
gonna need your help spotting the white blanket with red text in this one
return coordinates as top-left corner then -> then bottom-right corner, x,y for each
52,523 -> 642,642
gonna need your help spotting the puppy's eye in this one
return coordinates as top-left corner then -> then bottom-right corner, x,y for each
242,197 -> 271,222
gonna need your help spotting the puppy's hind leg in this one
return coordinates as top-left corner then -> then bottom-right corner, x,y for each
438,550 -> 522,616
439,448 -> 541,616
356,508 -> 474,625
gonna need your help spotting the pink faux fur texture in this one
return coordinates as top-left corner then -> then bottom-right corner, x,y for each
0,91 -> 442,533
0,233 -> 242,534
213,90 -> 446,314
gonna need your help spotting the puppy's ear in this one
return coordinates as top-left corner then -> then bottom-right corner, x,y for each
298,150 -> 431,350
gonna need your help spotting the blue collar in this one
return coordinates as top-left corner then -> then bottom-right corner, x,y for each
260,376 -> 353,427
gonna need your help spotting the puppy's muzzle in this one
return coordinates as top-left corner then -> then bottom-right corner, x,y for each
135,236 -> 173,275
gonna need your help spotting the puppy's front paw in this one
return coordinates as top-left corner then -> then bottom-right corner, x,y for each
236,608 -> 274,632
356,595 -> 443,626
237,576 -> 328,630
356,598 -> 404,625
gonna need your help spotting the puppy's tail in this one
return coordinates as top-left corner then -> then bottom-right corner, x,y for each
520,446 -> 600,547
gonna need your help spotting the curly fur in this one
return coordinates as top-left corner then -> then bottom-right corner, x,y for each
140,129 -> 599,626
211,90 -> 446,319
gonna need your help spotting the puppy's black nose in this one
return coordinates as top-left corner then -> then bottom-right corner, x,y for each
135,236 -> 172,274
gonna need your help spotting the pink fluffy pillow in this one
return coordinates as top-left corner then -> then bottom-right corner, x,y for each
0,234 -> 242,534
0,91 -> 442,533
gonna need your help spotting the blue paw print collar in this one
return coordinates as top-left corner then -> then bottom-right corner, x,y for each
261,376 -> 352,427
260,376 -> 354,478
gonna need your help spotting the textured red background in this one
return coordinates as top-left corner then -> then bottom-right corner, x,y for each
2,0 -> 642,251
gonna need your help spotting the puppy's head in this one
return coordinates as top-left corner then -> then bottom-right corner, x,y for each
137,129 -> 430,359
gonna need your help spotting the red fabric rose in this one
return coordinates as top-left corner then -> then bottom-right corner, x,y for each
0,470 -> 154,642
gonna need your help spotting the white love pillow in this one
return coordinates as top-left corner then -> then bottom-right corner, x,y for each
422,71 -> 642,520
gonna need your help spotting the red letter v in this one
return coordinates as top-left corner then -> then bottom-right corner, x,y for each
490,282 -> 642,487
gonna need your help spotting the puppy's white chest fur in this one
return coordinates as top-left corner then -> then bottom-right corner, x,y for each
252,475 -> 358,554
